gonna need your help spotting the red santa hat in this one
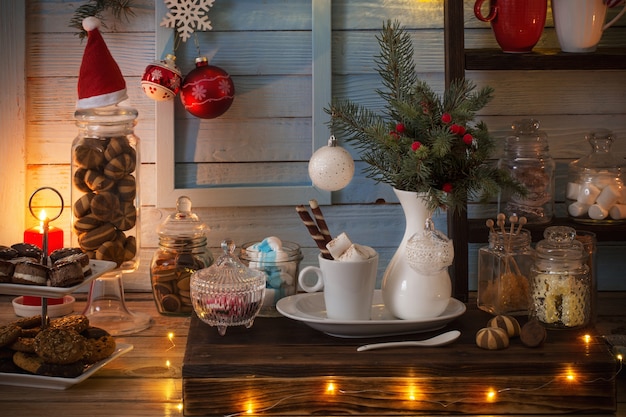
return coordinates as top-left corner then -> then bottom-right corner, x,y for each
76,17 -> 128,109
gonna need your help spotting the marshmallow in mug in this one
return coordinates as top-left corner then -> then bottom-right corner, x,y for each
326,232 -> 376,261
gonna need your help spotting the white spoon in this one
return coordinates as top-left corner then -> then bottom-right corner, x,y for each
356,330 -> 461,352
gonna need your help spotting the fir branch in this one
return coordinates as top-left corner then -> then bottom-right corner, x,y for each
69,0 -> 136,39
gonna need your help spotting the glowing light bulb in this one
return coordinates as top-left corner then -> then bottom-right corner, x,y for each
583,334 -> 591,343
166,360 -> 171,368
326,381 -> 336,394
176,403 -> 183,412
486,388 -> 497,402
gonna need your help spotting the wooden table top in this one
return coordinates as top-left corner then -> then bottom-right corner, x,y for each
0,292 -> 624,417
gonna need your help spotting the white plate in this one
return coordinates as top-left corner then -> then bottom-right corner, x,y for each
0,260 -> 117,297
276,290 -> 466,338
0,343 -> 133,390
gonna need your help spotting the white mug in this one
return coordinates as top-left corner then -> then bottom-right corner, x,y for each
298,253 -> 378,321
552,0 -> 626,53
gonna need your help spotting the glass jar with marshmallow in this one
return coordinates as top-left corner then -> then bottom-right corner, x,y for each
567,129 -> 626,224
240,237 -> 303,317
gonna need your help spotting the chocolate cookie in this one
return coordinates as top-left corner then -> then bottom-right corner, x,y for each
11,243 -> 43,260
81,327 -> 116,364
34,327 -> 87,365
0,245 -> 18,260
13,351 -> 85,378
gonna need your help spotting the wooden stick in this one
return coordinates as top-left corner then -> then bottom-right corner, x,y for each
309,199 -> 332,245
296,205 -> 333,259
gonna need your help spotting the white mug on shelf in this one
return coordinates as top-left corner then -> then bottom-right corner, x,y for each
552,0 -> 626,53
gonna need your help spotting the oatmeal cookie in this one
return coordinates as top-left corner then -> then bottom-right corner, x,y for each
13,351 -> 85,378
34,327 -> 87,365
0,324 -> 21,348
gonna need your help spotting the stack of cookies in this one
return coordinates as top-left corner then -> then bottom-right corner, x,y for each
72,135 -> 138,267
0,315 -> 116,377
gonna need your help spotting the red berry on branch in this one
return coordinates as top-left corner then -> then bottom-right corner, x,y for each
411,141 -> 421,151
442,183 -> 453,193
395,123 -> 405,133
389,131 -> 400,140
441,113 -> 452,124
450,124 -> 460,134
457,125 -> 467,135
463,133 -> 473,145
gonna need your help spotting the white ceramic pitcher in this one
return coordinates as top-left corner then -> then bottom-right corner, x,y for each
552,0 -> 626,53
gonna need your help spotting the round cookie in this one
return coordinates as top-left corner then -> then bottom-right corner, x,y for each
95,240 -> 126,266
73,168 -> 92,193
34,327 -> 87,365
78,223 -> 117,251
520,319 -> 547,348
488,315 -> 521,338
84,169 -> 115,192
104,153 -> 136,179
476,327 -> 509,350
123,236 -> 137,262
90,191 -> 120,222
116,174 -> 136,201
161,293 -> 182,313
50,247 -> 84,264
0,324 -> 21,348
73,192 -> 94,218
13,351 -> 85,378
11,315 -> 42,329
50,314 -> 90,334
9,337 -> 36,353
112,202 -> 136,231
74,213 -> 104,233
81,327 -> 116,364
73,142 -> 105,169
104,136 -> 132,161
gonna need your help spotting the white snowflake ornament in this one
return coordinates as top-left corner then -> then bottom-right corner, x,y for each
161,0 -> 215,42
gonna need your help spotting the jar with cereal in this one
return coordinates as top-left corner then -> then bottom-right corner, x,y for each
71,105 -> 140,272
530,226 -> 591,329
150,196 -> 213,316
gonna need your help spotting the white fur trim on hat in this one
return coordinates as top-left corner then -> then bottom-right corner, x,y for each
82,16 -> 101,31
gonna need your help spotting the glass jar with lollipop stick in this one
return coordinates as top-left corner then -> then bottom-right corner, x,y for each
478,213 -> 534,316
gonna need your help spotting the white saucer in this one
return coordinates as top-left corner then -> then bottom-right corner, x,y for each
276,290 -> 466,338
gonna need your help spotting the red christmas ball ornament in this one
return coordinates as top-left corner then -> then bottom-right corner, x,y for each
141,54 -> 182,101
180,57 -> 235,119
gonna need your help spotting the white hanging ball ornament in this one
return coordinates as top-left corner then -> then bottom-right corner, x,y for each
308,136 -> 354,191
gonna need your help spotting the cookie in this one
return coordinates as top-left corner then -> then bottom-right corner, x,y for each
96,240 -> 126,266
12,261 -> 49,286
9,337 -> 36,353
73,192 -> 94,218
520,319 -> 547,348
50,247 -> 84,264
13,351 -> 85,378
11,243 -> 43,260
73,168 -> 92,193
104,153 -> 136,180
49,260 -> 84,287
116,174 -> 136,201
0,245 -> 18,260
476,327 -> 509,350
73,213 -> 104,233
0,325 -> 21,348
90,191 -> 120,222
78,223 -> 117,251
50,315 -> 90,334
84,169 -> 115,192
81,327 -> 116,364
73,142 -> 105,170
0,259 -> 15,283
123,235 -> 137,261
488,315 -> 521,338
104,136 -> 132,161
111,201 -> 136,231
12,315 -> 42,329
34,327 -> 87,365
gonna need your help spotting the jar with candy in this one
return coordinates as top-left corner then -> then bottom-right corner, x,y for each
150,196 -> 213,316
71,106 -> 140,272
530,226 -> 591,329
567,129 -> 626,224
498,119 -> 555,224
191,239 -> 265,336
477,214 -> 534,316
239,237 -> 303,317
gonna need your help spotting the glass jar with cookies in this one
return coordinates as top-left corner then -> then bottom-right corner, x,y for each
71,106 -> 140,272
150,196 -> 213,316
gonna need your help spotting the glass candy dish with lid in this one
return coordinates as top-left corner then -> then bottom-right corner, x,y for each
190,240 -> 266,335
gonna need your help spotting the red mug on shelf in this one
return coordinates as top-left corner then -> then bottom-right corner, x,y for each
474,0 -> 547,53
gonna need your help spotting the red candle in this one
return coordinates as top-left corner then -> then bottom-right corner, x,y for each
23,211 -> 65,306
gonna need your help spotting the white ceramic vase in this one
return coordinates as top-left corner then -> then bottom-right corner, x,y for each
381,188 -> 452,320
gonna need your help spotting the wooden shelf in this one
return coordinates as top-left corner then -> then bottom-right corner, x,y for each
468,217 -> 626,243
465,47 -> 626,71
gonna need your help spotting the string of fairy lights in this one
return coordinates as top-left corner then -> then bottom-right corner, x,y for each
163,331 -> 623,416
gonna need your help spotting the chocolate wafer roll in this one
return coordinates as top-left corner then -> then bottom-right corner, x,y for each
296,205 -> 332,259
309,199 -> 332,245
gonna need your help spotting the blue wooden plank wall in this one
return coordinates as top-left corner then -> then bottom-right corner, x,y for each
18,0 -> 626,292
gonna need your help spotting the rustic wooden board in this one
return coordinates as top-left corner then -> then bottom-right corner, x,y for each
183,308 -> 617,416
